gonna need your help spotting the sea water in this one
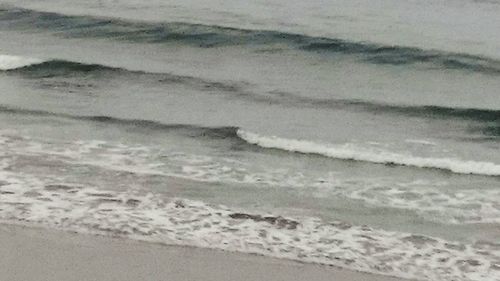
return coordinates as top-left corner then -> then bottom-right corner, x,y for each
0,1 -> 499,280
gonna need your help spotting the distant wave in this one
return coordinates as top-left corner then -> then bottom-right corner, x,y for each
1,56 -> 119,76
2,7 -> 500,75
267,92 -> 500,123
237,130 -> 500,176
354,102 -> 500,123
0,54 -> 243,93
2,54 -> 499,126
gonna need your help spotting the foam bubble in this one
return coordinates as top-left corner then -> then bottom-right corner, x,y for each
237,130 -> 500,176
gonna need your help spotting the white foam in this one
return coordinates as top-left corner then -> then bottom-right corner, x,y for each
1,131 -> 499,224
0,170 -> 499,281
342,180 -> 500,224
237,130 -> 500,176
1,131 -> 500,280
0,54 -> 44,70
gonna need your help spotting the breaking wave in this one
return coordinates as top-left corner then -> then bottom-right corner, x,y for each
237,130 -> 500,176
0,103 -> 498,176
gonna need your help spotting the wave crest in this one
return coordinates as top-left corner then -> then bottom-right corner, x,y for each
0,104 -> 498,176
0,54 -> 44,71
237,130 -> 500,176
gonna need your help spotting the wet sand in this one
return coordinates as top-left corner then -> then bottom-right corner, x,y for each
0,224 -> 409,281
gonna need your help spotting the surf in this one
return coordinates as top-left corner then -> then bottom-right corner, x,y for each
237,130 -> 500,176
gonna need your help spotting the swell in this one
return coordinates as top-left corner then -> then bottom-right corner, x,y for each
1,7 -> 500,75
10,59 -> 114,74
279,94 -> 500,124
3,59 -> 122,78
1,56 -> 243,93
2,56 -> 499,127
0,105 -> 240,140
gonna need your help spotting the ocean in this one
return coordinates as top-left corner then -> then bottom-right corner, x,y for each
0,0 -> 499,280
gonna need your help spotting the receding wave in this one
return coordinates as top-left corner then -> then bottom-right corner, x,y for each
237,130 -> 500,176
1,170 -> 498,281
2,7 -> 500,75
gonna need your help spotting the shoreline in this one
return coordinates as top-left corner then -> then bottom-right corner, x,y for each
1,223 -> 410,281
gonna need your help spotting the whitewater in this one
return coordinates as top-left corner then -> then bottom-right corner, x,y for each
0,1 -> 499,281
0,54 -> 43,70
237,130 -> 500,176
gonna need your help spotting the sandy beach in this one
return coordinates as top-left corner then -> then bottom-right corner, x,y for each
0,224 -> 408,281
